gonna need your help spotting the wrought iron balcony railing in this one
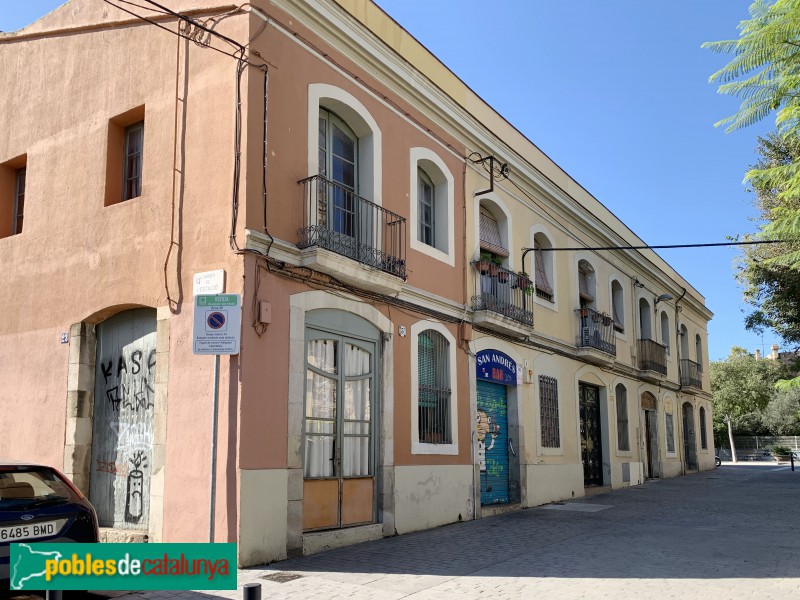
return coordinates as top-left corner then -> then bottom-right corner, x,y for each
638,338 -> 668,375
575,308 -> 616,356
298,175 -> 407,279
680,359 -> 703,389
471,261 -> 534,327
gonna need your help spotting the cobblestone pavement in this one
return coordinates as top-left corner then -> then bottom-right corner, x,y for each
13,462 -> 800,599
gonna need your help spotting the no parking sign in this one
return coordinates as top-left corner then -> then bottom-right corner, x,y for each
193,294 -> 241,355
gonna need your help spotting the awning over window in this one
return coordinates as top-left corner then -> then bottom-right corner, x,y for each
479,212 -> 509,257
578,268 -> 594,303
534,245 -> 553,296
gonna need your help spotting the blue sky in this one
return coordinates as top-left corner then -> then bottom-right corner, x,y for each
3,1 -> 783,361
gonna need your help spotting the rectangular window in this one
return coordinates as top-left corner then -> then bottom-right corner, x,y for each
418,330 -> 451,444
1,153 -> 27,238
105,106 -> 145,206
665,413 -> 675,453
539,375 -> 560,448
123,122 -> 144,201
616,390 -> 630,451
13,168 -> 25,234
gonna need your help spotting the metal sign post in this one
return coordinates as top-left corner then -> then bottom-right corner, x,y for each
193,293 -> 241,542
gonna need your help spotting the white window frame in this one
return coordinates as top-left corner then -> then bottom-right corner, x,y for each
410,320 -> 458,455
409,147 -> 454,265
307,83 -> 381,206
473,192 -> 513,267
531,226 -> 557,309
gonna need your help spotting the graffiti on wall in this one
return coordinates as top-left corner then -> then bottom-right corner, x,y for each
90,309 -> 157,532
101,349 -> 156,412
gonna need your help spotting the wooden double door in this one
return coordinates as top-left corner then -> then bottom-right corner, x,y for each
302,312 -> 379,531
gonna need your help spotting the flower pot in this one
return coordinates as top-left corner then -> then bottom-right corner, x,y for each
477,260 -> 492,275
515,276 -> 531,290
497,271 -> 510,284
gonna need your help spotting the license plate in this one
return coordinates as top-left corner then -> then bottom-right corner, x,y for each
0,521 -> 59,542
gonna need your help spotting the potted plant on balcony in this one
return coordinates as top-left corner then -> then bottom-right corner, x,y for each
477,252 -> 493,275
770,445 -> 792,463
490,255 -> 504,279
497,267 -> 510,284
515,271 -> 533,295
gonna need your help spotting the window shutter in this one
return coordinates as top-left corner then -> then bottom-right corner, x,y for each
578,269 -> 594,303
479,212 -> 509,257
533,244 -> 553,297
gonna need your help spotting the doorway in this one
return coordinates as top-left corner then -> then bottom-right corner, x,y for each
579,382 -> 603,487
477,380 -> 510,505
90,308 -> 156,530
682,402 -> 697,471
641,392 -> 659,479
302,311 -> 379,531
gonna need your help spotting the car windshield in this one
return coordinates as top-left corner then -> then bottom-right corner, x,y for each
0,467 -> 81,510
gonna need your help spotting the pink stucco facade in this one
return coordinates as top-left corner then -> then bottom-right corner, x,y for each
2,0 -> 713,568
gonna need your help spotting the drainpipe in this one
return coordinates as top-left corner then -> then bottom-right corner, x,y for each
674,287 -> 687,474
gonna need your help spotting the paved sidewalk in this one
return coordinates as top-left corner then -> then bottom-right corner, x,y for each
15,463 -> 800,599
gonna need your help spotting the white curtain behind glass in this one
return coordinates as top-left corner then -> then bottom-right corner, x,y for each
343,344 -> 371,477
305,340 -> 336,478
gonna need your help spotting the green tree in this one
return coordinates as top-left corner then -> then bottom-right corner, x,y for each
704,0 -> 800,265
762,387 -> 800,433
710,346 -> 786,461
738,133 -> 800,342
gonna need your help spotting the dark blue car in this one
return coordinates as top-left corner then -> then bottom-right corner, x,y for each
0,461 -> 99,589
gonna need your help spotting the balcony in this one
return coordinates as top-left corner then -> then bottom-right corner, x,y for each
680,359 -> 703,390
298,175 -> 407,294
638,338 -> 668,376
471,261 -> 533,337
575,308 -> 616,366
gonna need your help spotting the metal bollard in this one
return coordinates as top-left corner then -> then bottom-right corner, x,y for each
792,453 -> 795,472
46,591 -> 63,600
243,582 -> 262,600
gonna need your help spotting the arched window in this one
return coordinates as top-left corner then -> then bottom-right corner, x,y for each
660,311 -> 670,355
479,205 -> 508,264
318,109 -> 358,237
699,406 -> 707,449
533,233 -> 554,302
410,148 -> 454,263
680,324 -> 689,358
611,280 -> 624,332
615,384 -> 629,451
578,260 -> 596,308
695,334 -> 703,371
639,298 -> 652,340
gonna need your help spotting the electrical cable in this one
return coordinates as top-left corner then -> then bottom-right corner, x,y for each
527,240 -> 788,252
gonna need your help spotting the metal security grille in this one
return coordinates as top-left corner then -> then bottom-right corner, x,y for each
477,380 -> 509,505
418,330 -> 451,444
539,375 -> 560,448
